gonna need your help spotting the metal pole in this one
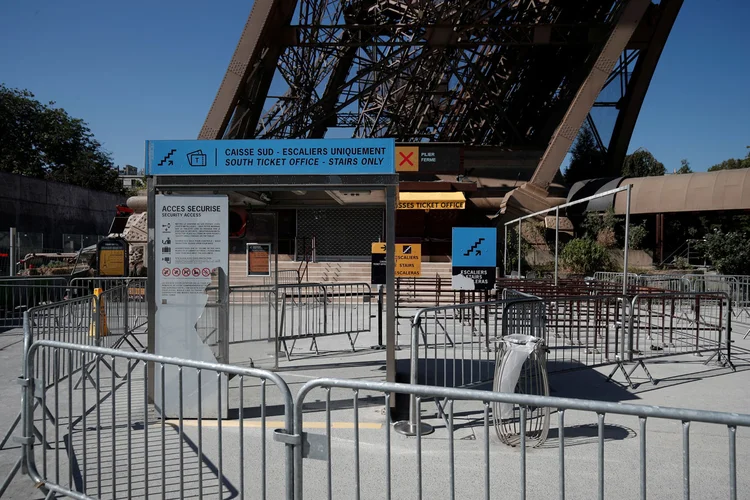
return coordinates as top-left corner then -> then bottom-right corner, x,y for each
8,227 -> 16,277
623,184 -> 632,296
218,269 -> 229,364
371,285 -> 385,350
385,185 -> 397,388
621,185 -> 632,365
146,176 -> 156,403
517,220 -> 522,277
554,207 -> 560,287
274,212 -> 279,369
393,315 -> 434,436
503,225 -> 508,277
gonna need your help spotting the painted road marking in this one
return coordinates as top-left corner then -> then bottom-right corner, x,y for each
167,420 -> 382,430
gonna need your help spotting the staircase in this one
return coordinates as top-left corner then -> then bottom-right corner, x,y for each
229,257 -> 453,285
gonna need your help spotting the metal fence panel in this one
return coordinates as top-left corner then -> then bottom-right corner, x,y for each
295,377 -> 750,500
278,283 -> 372,360
19,340 -> 295,500
0,277 -> 71,328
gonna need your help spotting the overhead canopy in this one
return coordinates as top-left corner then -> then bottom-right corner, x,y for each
569,168 -> 750,215
398,191 -> 466,210
614,168 -> 750,214
566,177 -> 624,215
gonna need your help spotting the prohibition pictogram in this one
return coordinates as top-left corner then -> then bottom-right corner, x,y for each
398,151 -> 414,167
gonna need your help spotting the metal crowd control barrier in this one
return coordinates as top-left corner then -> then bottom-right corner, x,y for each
214,282 -> 373,365
262,269 -> 301,285
278,282 -> 372,360
504,294 -> 631,372
0,277 -> 70,328
610,292 -> 734,387
594,272 -> 750,314
592,271 -> 643,287
298,378 -> 750,500
4,340 -> 750,499
0,284 -> 146,456
12,340 -> 294,500
69,277 -> 148,334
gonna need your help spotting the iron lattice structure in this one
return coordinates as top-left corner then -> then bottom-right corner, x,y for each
201,0 -> 682,190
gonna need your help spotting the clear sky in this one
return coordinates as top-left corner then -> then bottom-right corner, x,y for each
1,0 -> 748,173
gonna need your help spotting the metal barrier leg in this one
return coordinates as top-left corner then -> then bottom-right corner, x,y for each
346,332 -> 357,352
606,360 -> 655,389
0,455 -> 22,497
0,411 -> 22,451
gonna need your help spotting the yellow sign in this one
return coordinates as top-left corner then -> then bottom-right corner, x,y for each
396,146 -> 419,172
397,192 -> 466,210
396,243 -> 421,277
370,243 -> 422,277
99,249 -> 126,276
371,243 -> 386,254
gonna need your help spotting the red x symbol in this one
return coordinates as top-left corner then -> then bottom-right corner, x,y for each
399,152 -> 414,166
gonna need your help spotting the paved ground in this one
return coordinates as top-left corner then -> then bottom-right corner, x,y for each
1,311 -> 749,499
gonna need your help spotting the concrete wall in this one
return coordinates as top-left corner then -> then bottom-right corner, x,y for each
0,172 -> 126,248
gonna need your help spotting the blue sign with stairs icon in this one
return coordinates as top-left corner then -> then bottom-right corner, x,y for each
452,227 -> 497,267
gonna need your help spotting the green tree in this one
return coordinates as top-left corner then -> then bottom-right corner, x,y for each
561,238 -> 611,275
707,151 -> 750,172
675,159 -> 693,174
622,148 -> 665,177
695,231 -> 750,275
0,84 -> 124,194
564,126 -> 605,185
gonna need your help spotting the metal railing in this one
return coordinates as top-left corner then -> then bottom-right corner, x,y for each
502,292 -> 733,388
399,291 -> 735,432
299,378 -> 750,500
595,272 -> 750,315
0,277 -> 71,328
278,282 -> 372,360
263,269 -> 301,285
7,340 -> 750,500
13,340 -> 294,500
206,282 -> 373,365
0,283 -> 147,456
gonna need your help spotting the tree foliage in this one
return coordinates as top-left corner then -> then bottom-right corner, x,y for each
628,222 -> 648,250
675,159 -> 692,174
695,231 -> 750,275
0,84 -> 123,194
564,126 -> 605,185
622,148 -> 666,177
561,238 -> 611,275
707,151 -> 750,172
504,229 -> 532,275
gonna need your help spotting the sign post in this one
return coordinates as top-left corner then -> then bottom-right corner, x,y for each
451,228 -> 497,290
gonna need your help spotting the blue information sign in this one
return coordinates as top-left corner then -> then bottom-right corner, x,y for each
452,227 -> 497,267
145,138 -> 395,176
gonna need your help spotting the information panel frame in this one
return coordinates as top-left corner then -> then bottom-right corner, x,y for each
146,137 -> 401,415
246,242 -> 272,277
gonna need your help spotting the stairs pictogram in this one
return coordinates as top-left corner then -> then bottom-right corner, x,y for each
158,149 -> 178,166
463,238 -> 485,257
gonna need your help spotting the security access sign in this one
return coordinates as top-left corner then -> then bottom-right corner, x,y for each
452,227 -> 497,290
371,242 -> 422,283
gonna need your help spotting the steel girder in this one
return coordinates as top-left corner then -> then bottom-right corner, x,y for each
201,0 -> 631,146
